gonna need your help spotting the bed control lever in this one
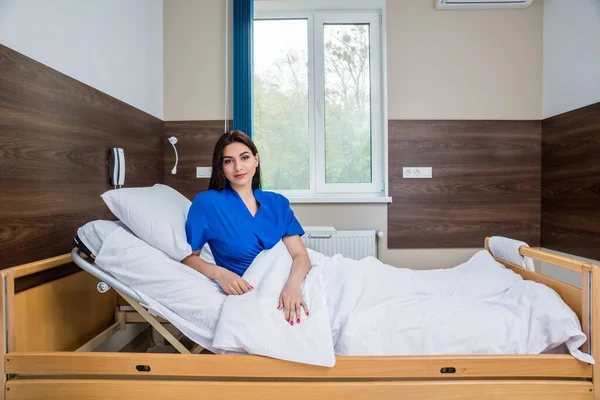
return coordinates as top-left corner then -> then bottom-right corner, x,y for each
97,282 -> 111,293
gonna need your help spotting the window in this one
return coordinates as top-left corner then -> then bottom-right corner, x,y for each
253,3 -> 387,202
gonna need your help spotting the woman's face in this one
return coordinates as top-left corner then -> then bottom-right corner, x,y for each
222,142 -> 259,189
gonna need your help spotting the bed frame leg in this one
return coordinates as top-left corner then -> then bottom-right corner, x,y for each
115,308 -> 126,331
0,274 -> 7,400
0,270 -> 15,400
114,290 -> 191,355
582,264 -> 600,400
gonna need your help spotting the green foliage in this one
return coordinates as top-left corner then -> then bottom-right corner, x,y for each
253,48 -> 310,190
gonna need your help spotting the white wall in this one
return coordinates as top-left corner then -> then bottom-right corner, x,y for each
543,0 -> 600,118
0,0 -> 163,119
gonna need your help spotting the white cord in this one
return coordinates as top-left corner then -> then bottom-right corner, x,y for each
224,0 -> 229,132
168,136 -> 178,174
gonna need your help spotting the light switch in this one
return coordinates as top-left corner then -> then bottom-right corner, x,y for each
403,167 -> 432,178
196,167 -> 212,178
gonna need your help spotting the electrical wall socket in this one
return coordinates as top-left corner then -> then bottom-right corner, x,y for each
403,167 -> 432,178
196,167 -> 212,178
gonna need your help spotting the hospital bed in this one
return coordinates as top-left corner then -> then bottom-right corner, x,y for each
2,237 -> 599,400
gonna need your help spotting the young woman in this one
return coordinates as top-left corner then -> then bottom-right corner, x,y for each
181,130 -> 311,326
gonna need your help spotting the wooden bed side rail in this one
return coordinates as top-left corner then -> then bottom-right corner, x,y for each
1,254 -> 73,279
5,352 -> 592,380
484,237 -> 599,273
5,379 -> 594,400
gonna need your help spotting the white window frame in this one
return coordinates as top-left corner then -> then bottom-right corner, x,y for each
254,0 -> 389,203
314,12 -> 382,195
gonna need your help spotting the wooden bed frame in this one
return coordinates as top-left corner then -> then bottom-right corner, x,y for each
2,238 -> 599,400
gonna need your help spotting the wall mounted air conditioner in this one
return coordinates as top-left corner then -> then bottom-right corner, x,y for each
435,0 -> 533,9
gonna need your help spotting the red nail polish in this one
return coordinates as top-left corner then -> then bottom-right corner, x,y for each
306,312 -> 310,316
297,318 -> 300,323
286,318 -> 289,322
291,321 -> 294,326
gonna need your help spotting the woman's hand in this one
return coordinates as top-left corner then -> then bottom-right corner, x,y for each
279,235 -> 312,325
278,283 -> 309,325
181,253 -> 252,296
215,267 -> 253,295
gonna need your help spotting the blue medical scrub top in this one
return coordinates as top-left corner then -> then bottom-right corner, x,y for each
185,185 -> 305,276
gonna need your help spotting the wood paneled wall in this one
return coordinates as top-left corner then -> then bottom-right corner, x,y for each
542,102 -> 600,260
164,120 -> 229,201
388,120 -> 541,248
0,44 -> 164,269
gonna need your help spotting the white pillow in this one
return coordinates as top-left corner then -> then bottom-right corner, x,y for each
100,184 -> 193,261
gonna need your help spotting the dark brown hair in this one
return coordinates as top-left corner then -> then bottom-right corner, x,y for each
209,130 -> 262,191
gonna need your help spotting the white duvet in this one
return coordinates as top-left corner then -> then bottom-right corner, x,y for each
95,227 -> 593,367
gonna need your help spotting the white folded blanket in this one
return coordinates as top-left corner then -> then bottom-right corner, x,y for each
212,241 -> 336,366
488,236 -> 535,271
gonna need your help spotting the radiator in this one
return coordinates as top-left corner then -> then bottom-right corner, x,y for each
301,227 -> 382,260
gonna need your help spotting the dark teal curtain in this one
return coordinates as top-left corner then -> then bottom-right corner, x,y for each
233,0 -> 253,138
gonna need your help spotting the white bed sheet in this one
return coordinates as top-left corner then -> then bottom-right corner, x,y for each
94,226 -> 593,367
